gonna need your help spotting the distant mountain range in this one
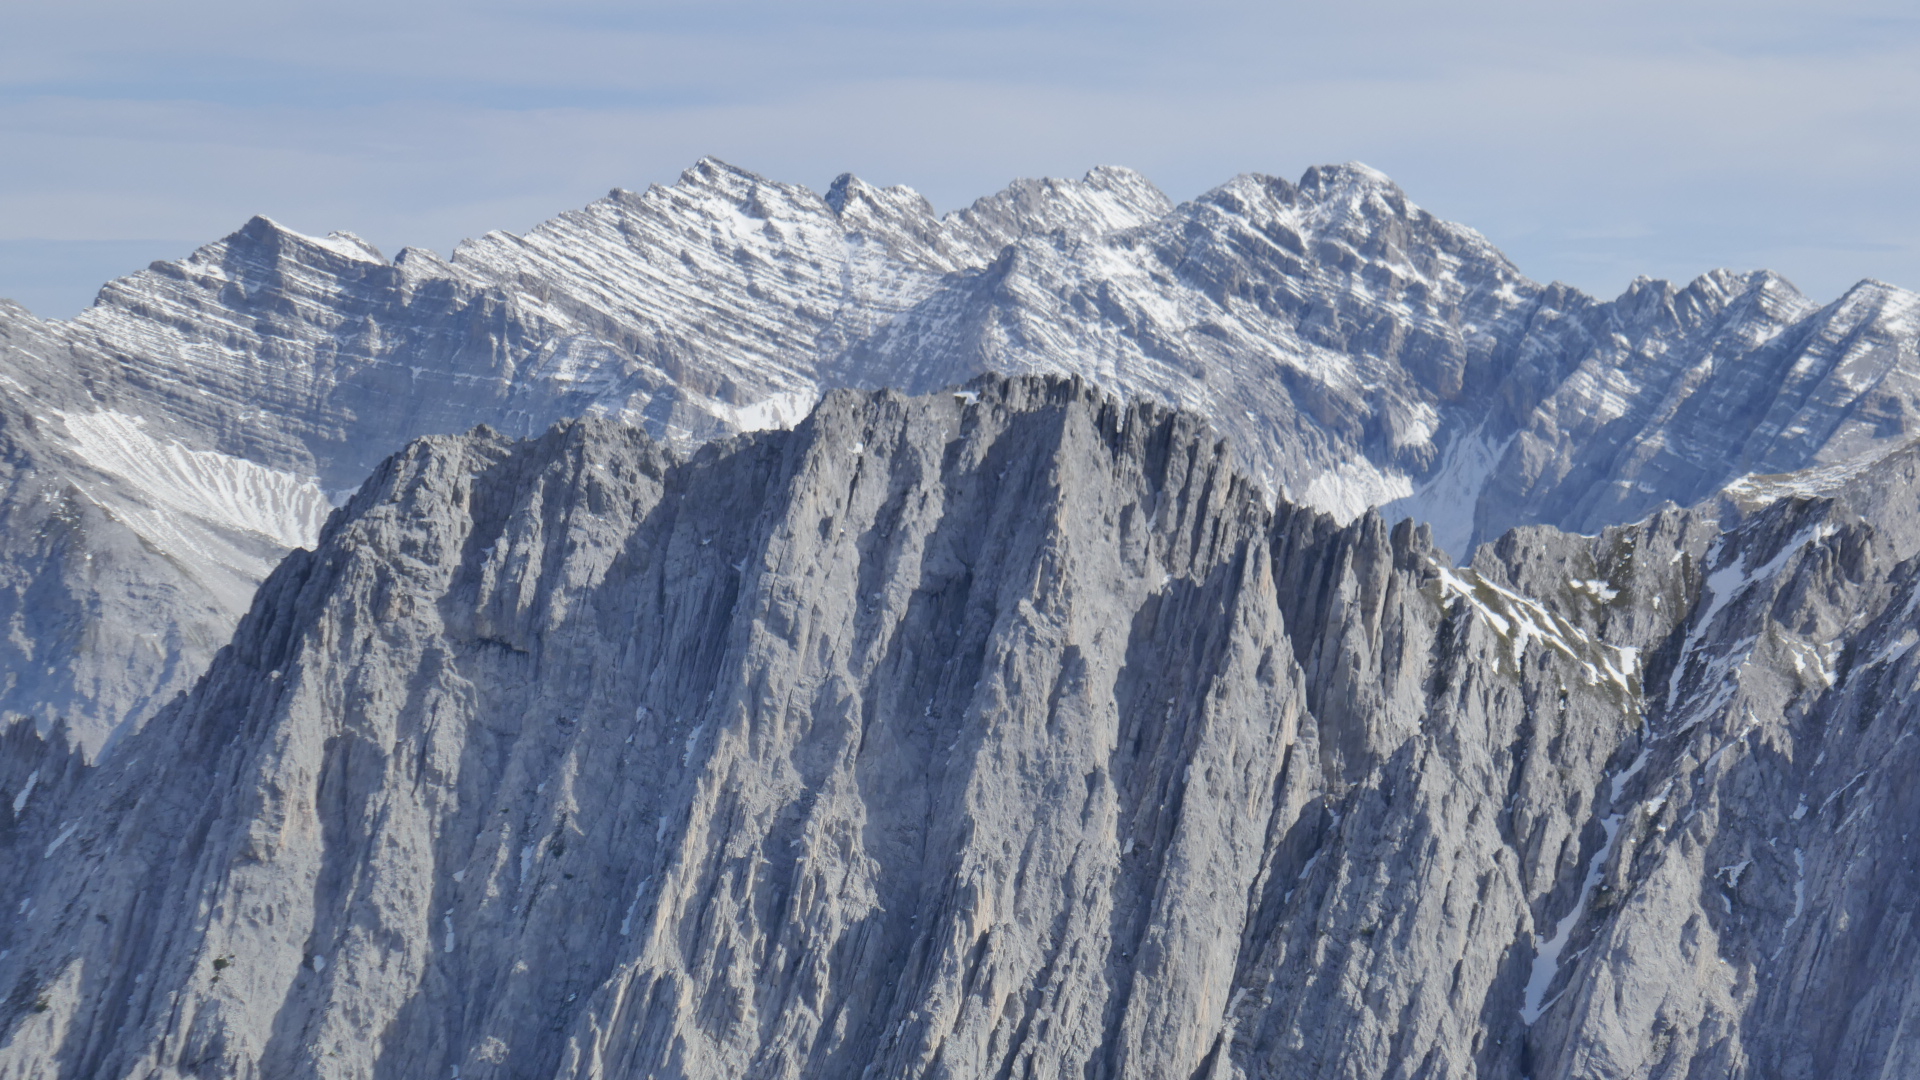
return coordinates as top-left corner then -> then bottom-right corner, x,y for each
3,158 -> 1916,753
3,161 -> 1920,1078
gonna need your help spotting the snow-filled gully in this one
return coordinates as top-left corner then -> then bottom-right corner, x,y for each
1509,522 -> 1835,1027
1427,561 -> 1651,1028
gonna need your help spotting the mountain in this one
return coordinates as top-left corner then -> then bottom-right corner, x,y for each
4,377 -> 1919,1077
0,162 -> 1179,753
0,157 -> 1918,761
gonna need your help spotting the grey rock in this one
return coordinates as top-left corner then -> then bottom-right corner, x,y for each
0,161 -> 1178,751
6,159 -> 1920,753
5,376 -> 1913,1077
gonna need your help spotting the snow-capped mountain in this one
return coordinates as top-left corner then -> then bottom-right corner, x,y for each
2,158 -> 1919,757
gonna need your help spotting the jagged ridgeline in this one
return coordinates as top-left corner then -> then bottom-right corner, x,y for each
6,377 -> 1920,1078
8,158 -> 1920,757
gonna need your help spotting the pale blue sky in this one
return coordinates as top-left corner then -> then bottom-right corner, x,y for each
5,0 -> 1919,318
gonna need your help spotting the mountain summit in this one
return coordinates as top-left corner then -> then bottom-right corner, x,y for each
5,160 -> 1920,1076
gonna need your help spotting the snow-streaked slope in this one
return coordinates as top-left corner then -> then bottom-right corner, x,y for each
58,409 -> 332,557
0,161 -> 1192,751
440,159 -> 1179,445
1381,428 -> 1512,560
7,157 -> 1920,754
836,165 -> 1545,516
41,157 -> 1920,539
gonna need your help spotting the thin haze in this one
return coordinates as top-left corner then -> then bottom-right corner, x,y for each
4,0 -> 1918,318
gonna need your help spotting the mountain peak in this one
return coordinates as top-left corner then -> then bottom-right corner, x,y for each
679,155 -> 765,192
1082,163 -> 1153,186
1334,159 -> 1395,184
822,172 -> 936,221
940,166 -> 1171,256
220,215 -> 386,264
822,172 -> 861,214
1294,161 -> 1408,206
1834,276 -> 1917,306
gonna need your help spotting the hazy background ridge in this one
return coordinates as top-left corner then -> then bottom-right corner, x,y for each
5,0 -> 1918,317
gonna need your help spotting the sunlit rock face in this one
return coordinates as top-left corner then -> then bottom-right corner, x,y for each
4,159 -> 1920,751
3,377 -> 1918,1078
5,155 -> 1920,1077
0,161 -> 1178,751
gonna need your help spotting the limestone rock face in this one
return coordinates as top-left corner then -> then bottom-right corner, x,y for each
9,160 -> 1920,751
0,162 -> 1174,751
4,377 -> 1914,1078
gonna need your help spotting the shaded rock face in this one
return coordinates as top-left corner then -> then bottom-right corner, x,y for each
5,378 -> 1917,1078
0,378 -> 1307,1079
8,158 -> 1920,752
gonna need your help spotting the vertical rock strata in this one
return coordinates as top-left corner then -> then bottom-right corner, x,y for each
2,377 -> 1919,1078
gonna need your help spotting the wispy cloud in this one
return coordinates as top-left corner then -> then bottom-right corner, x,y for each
4,0 -> 1919,316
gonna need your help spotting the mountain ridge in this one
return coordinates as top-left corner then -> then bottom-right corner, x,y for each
2,155 -> 1919,763
7,375 -> 1920,1076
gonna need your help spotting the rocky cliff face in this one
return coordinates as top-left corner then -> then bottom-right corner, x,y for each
0,161 -> 1175,751
8,159 -> 1920,751
4,378 -> 1916,1078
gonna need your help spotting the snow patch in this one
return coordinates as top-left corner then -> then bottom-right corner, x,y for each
1723,447 -> 1898,507
254,217 -> 385,264
1434,565 -> 1640,696
1666,522 -> 1834,717
43,820 -> 78,858
1390,400 -> 1440,451
728,389 -> 818,434
1773,848 -> 1807,960
1302,457 -> 1413,525
620,876 -> 651,937
57,410 -> 333,553
1522,812 -> 1622,1024
1571,579 -> 1619,603
11,769 -> 37,815
1382,431 -> 1510,560
1644,781 -> 1675,820
312,231 -> 384,263
1610,745 -> 1653,804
